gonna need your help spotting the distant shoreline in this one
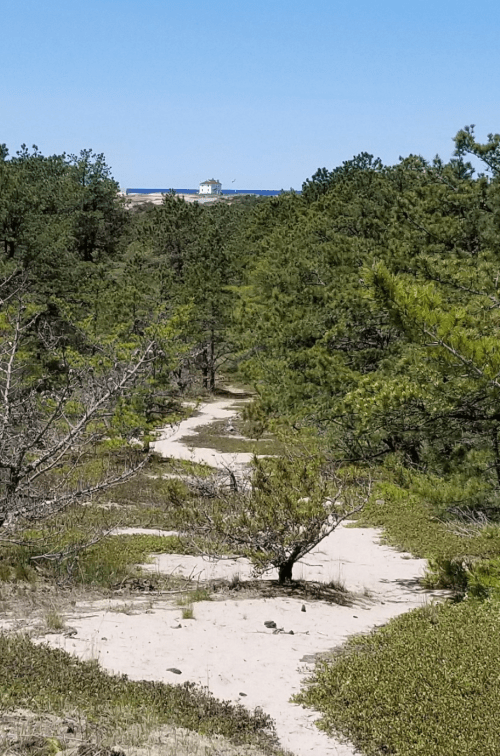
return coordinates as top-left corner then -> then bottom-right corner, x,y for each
125,188 -> 291,196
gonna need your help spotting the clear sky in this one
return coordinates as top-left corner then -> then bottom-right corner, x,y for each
2,0 -> 499,190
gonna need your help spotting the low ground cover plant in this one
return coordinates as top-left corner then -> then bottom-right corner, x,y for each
360,476 -> 500,563
359,472 -> 500,596
181,419 -> 284,456
0,633 -> 283,754
294,598 -> 500,756
94,455 -> 192,512
0,531 -> 187,587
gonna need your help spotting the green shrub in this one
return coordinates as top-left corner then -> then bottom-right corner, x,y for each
0,634 -> 281,752
294,599 -> 500,756
360,482 -> 500,560
422,556 -> 472,592
0,533 -> 188,588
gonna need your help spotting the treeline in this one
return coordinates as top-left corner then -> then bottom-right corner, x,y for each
3,129 -> 500,528
236,128 -> 500,525
0,144 -> 255,527
0,144 -> 252,394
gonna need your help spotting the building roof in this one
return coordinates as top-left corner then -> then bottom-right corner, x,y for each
200,179 -> 221,185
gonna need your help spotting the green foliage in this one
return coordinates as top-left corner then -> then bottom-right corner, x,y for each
70,533 -> 187,585
294,599 -> 500,756
0,634 -> 280,752
0,527 -> 187,587
424,555 -> 500,599
126,194 -> 251,390
0,145 -> 127,302
183,448 -> 369,583
6,133 -> 500,756
235,129 -> 500,540
454,124 -> 500,176
360,477 -> 500,561
0,268 -> 186,529
181,418 -> 284,455
301,152 -> 385,202
96,470 -> 189,511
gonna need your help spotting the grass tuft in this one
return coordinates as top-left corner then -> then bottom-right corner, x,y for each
44,609 -> 65,632
181,604 -> 194,620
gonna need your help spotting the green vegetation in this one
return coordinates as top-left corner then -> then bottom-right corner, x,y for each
182,418 -> 284,455
294,599 -> 500,756
181,449 -> 369,584
4,129 -> 500,753
0,528 -> 188,588
181,604 -> 195,619
0,633 -> 282,753
356,468 -> 500,596
177,587 -> 212,604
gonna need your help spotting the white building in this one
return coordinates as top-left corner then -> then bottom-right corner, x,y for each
199,178 -> 222,195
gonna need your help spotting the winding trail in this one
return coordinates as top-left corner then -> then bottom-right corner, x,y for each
44,391 -> 439,756
152,390 -> 253,471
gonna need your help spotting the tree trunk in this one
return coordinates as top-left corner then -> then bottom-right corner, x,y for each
278,560 -> 294,585
202,346 -> 209,389
209,327 -> 216,391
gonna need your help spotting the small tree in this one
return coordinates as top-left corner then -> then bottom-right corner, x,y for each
0,272 -> 174,533
184,450 -> 369,584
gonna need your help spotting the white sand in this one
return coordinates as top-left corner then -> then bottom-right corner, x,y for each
152,397 -> 253,471
46,526 -> 431,756
41,391 -> 439,756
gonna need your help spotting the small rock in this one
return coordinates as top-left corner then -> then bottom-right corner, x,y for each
171,624 -> 182,629
353,615 -> 358,619
264,621 -> 277,628
301,604 -> 306,612
239,692 -> 247,697
288,630 -> 294,635
78,747 -> 125,756
167,668 -> 182,675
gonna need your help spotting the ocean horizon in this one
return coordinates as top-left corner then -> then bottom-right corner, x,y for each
125,188 -> 297,196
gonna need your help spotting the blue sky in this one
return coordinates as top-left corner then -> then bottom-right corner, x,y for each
2,0 -> 499,189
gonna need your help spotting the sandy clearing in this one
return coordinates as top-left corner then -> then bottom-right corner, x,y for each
39,390 -> 439,756
45,532 -> 431,756
44,525 -> 433,756
143,522 -> 424,597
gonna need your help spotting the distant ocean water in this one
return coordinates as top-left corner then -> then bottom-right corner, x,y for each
126,188 -> 295,196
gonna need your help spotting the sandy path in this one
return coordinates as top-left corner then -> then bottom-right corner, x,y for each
43,392 -> 437,756
152,394 -> 253,470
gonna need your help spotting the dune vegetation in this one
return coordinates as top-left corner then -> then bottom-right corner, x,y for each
2,128 -> 500,754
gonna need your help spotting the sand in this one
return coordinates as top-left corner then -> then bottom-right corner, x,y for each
39,391 -> 439,756
152,395 -> 253,471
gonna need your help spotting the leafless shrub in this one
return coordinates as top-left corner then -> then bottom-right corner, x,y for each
444,506 -> 493,537
0,273 -> 168,536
